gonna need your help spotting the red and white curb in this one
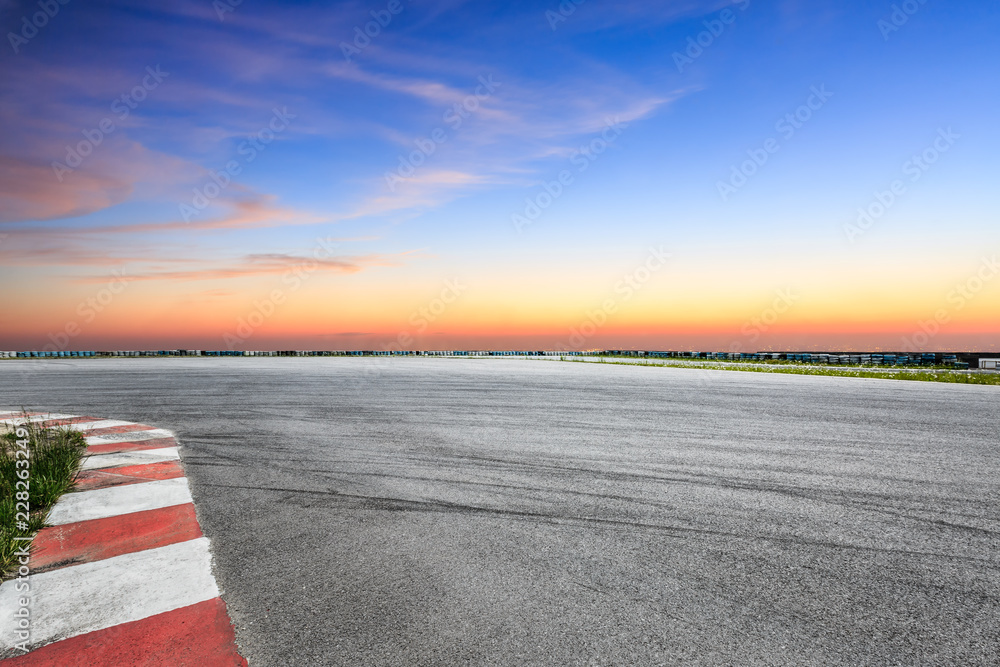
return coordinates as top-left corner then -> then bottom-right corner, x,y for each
0,410 -> 247,665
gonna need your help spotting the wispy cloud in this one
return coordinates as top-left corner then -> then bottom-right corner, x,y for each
70,251 -> 414,283
1,0 -> 689,255
325,59 -> 681,220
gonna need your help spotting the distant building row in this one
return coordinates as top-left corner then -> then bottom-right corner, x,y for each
1,349 -> 997,369
0,350 -> 572,359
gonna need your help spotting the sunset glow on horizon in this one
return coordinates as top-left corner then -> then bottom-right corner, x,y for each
1,0 -> 998,352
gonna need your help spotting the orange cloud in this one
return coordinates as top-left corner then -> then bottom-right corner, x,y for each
0,155 -> 133,222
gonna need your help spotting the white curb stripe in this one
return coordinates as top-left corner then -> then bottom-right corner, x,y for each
81,446 -> 180,470
65,419 -> 137,432
0,413 -> 77,425
84,428 -> 174,445
0,537 -> 220,654
47,477 -> 192,525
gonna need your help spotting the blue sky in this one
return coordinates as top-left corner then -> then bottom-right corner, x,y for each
1,0 -> 998,350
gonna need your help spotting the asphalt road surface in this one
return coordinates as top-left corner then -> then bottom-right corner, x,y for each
2,358 -> 998,665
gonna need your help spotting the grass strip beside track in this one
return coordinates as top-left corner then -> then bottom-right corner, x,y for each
556,357 -> 1000,385
1,414 -> 88,578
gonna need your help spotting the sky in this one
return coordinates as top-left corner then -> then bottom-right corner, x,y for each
0,0 -> 998,352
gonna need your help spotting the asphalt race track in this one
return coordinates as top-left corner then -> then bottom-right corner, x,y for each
1,358 -> 998,665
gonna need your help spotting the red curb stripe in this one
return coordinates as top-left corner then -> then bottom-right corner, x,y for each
86,436 -> 177,455
74,461 -> 186,491
1,597 -> 248,666
80,423 -> 156,437
30,504 -> 203,573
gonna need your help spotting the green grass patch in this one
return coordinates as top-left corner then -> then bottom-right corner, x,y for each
1,413 -> 88,579
560,357 -> 1000,386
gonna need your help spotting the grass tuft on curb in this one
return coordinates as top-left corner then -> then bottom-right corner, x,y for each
1,413 -> 88,579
